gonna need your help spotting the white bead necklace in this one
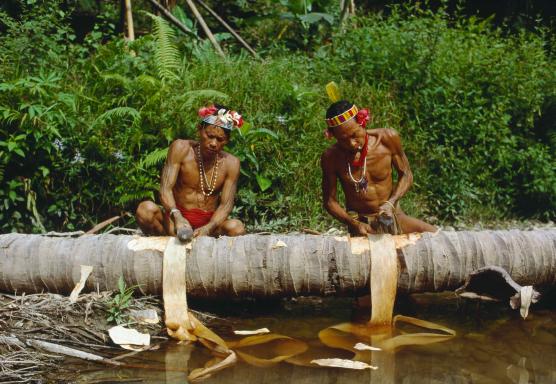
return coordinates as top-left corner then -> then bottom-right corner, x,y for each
196,144 -> 220,197
347,144 -> 368,193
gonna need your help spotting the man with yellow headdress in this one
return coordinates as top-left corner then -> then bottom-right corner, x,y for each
320,85 -> 435,235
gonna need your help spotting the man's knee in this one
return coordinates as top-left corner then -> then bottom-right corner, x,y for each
136,201 -> 161,224
221,219 -> 245,237
397,213 -> 436,234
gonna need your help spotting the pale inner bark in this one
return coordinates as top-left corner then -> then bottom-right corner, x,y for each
368,234 -> 398,326
163,238 -> 194,340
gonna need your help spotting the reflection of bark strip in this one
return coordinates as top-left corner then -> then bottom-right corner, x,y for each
1,230 -> 555,297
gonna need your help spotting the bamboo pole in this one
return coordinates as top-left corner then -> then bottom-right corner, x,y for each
124,0 -> 135,41
146,0 -> 196,36
195,0 -> 258,58
184,0 -> 226,58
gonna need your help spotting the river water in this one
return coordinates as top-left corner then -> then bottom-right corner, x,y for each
61,293 -> 556,383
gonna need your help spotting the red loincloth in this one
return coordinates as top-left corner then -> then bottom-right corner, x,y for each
167,205 -> 214,229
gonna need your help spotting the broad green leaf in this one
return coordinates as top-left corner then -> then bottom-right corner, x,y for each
118,276 -> 125,293
256,174 -> 272,192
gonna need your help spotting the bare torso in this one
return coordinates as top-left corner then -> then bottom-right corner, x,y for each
171,139 -> 235,211
136,124 -> 245,240
326,129 -> 397,214
321,125 -> 436,235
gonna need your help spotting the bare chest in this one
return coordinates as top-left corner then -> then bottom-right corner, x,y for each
337,146 -> 392,185
176,153 -> 227,193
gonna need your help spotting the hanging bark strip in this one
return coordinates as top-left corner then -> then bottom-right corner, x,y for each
368,234 -> 398,326
1,230 -> 555,297
163,238 -> 195,340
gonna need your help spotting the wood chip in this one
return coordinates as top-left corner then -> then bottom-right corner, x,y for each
233,328 -> 270,335
311,358 -> 378,370
129,309 -> 159,324
69,265 -> 93,303
272,240 -> 287,248
108,326 -> 150,347
353,342 -> 381,351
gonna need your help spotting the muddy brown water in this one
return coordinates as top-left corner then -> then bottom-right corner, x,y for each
55,293 -> 556,383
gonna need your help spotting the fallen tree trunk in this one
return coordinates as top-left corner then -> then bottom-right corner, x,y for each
1,230 -> 555,297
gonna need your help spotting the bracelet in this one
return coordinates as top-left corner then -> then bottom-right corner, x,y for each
170,208 -> 180,216
383,200 -> 396,210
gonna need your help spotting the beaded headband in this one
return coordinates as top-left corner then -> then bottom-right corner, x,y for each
325,104 -> 359,128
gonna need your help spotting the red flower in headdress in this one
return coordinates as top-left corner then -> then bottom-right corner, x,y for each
356,108 -> 371,128
198,105 -> 218,118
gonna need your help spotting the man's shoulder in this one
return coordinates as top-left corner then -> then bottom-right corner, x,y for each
321,145 -> 341,166
321,145 -> 337,157
368,128 -> 400,138
169,139 -> 194,152
370,128 -> 402,148
220,151 -> 240,166
167,139 -> 194,163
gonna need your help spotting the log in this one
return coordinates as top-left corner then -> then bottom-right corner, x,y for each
0,230 -> 555,297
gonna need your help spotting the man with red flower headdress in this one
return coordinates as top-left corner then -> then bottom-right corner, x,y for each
321,99 -> 436,235
136,104 -> 246,241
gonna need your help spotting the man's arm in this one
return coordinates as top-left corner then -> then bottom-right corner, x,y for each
160,140 -> 193,240
380,129 -> 413,215
321,150 -> 370,235
193,155 -> 240,237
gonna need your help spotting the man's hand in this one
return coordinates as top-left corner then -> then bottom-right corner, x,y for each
172,212 -> 193,242
379,201 -> 395,218
193,222 -> 216,238
349,221 -> 373,236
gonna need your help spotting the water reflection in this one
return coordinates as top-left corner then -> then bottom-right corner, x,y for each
69,294 -> 556,383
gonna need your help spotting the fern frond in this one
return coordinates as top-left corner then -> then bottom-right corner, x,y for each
92,107 -> 141,128
144,12 -> 181,83
118,190 -> 155,205
135,74 -> 160,89
140,147 -> 168,168
0,10 -> 16,30
101,73 -> 132,89
0,107 -> 21,125
176,90 -> 229,109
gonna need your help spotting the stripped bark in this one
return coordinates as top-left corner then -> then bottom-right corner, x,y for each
0,230 -> 555,297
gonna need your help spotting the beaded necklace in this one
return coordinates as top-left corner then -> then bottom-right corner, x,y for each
347,138 -> 369,193
196,144 -> 220,198
347,157 -> 368,193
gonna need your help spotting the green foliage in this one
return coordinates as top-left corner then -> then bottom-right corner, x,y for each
322,5 -> 556,221
106,276 -> 138,325
140,147 -> 168,168
143,12 -> 181,82
0,1 -> 554,234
